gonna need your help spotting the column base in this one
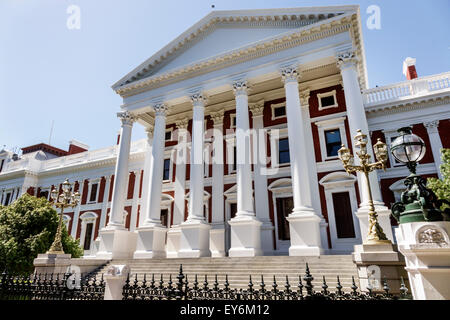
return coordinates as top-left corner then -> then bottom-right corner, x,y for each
210,224 -> 226,257
356,206 -> 394,242
287,212 -> 323,257
228,216 -> 263,257
166,225 -> 181,258
178,220 -> 211,258
133,224 -> 167,259
96,229 -> 137,260
260,220 -> 275,255
352,243 -> 407,293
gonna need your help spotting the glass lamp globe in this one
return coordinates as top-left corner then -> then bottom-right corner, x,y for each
391,127 -> 426,164
62,179 -> 71,193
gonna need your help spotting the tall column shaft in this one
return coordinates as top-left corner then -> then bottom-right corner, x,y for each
211,111 -> 225,225
99,175 -> 112,230
234,82 -> 255,217
173,119 -> 188,225
107,111 -> 135,230
187,95 -> 206,222
139,126 -> 153,227
144,104 -> 168,225
424,120 -> 444,179
130,170 -> 142,231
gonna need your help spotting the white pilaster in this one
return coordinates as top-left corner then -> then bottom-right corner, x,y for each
99,175 -> 112,230
228,81 -> 262,257
179,93 -> 211,258
134,104 -> 168,259
130,170 -> 142,232
249,101 -> 274,255
337,51 -> 393,242
97,111 -> 137,260
424,120 -> 444,179
281,66 -> 322,256
70,179 -> 84,238
139,124 -> 154,227
210,110 -> 226,257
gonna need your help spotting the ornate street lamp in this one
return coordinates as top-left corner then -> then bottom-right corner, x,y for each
390,127 -> 449,224
338,129 -> 391,245
47,179 -> 81,254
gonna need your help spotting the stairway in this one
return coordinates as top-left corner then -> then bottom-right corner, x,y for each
96,255 -> 359,292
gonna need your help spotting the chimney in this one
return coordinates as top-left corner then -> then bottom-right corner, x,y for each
68,140 -> 89,155
403,57 -> 418,80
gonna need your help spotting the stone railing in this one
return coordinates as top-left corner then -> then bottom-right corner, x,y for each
363,72 -> 450,106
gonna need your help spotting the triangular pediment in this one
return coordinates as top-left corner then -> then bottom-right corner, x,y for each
113,6 -> 358,90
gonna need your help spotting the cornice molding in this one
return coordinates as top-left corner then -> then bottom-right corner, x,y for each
366,95 -> 450,117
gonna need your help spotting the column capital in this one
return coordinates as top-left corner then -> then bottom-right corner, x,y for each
175,118 -> 189,130
145,124 -> 154,138
210,110 -> 225,126
281,66 -> 301,84
232,80 -> 249,96
153,103 -> 169,117
190,93 -> 207,107
424,120 -> 440,134
299,89 -> 311,107
249,100 -> 265,117
117,111 -> 136,126
336,50 -> 359,70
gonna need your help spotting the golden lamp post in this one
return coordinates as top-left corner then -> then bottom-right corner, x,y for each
338,129 -> 391,245
47,179 -> 80,254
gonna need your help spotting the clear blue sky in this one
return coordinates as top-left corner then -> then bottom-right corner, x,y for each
1,0 -> 449,154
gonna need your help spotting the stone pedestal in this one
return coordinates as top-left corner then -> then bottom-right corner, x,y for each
352,243 -> 407,293
133,225 -> 167,259
96,229 -> 137,260
178,221 -> 211,258
287,213 -> 323,256
33,253 -> 72,274
228,216 -> 262,257
166,225 -> 181,258
396,221 -> 450,300
103,265 -> 130,300
356,208 -> 394,242
260,221 -> 275,255
210,224 -> 226,257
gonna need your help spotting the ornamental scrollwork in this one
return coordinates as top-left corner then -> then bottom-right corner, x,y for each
117,111 -> 137,126
153,103 -> 169,116
281,66 -> 300,84
418,228 -> 447,245
190,93 -> 207,106
249,100 -> 265,117
232,80 -> 249,96
209,110 -> 225,125
336,50 -> 359,70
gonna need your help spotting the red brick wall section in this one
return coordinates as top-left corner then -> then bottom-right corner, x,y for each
98,177 -> 106,203
412,123 -> 434,164
311,123 -> 322,162
139,170 -> 144,198
26,187 -> 35,196
127,172 -> 135,200
124,206 -> 132,230
439,119 -> 450,149
81,180 -> 89,205
108,175 -> 115,202
309,85 -> 346,119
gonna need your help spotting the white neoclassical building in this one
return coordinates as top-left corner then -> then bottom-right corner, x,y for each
1,6 -> 449,259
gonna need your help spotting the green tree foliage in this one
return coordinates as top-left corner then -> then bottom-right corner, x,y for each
0,194 -> 83,275
427,148 -> 450,211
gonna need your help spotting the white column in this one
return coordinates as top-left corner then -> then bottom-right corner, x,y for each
249,101 -> 274,255
106,111 -> 136,230
337,50 -> 393,241
99,175 -> 112,230
166,119 -> 188,258
209,110 -> 226,257
133,104 -> 168,259
281,66 -> 322,256
424,120 -> 444,179
228,81 -> 262,257
71,179 -> 84,238
139,125 -> 154,227
130,170 -> 142,232
96,111 -> 138,260
179,93 -> 211,258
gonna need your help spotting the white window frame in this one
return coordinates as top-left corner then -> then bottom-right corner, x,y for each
162,149 -> 175,182
383,130 -> 404,168
87,178 -> 101,204
315,117 -> 347,161
165,128 -> 173,141
271,102 -> 287,120
62,214 -> 71,231
230,114 -> 236,129
79,211 -> 98,254
268,127 -> 289,168
317,90 -> 338,110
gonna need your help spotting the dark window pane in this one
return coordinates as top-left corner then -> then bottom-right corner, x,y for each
163,159 -> 171,180
4,193 -> 11,206
165,131 -> 172,140
276,197 -> 293,240
83,223 -> 94,250
232,116 -> 236,127
278,138 -> 290,164
321,95 -> 336,107
230,203 -> 237,219
274,106 -> 286,118
89,183 -> 98,202
332,192 -> 356,238
325,129 -> 342,157
160,209 -> 169,227
233,146 -> 237,171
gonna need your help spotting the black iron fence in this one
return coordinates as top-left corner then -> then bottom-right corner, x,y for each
122,264 -> 412,300
0,271 -> 105,300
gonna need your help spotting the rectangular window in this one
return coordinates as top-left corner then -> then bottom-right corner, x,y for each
160,209 -> 169,227
89,183 -> 98,202
332,192 -> 356,238
320,95 -> 336,108
232,146 -> 237,171
278,138 -> 290,164
273,105 -> 286,118
83,223 -> 94,250
4,193 -> 11,206
325,129 -> 342,157
165,131 -> 172,141
0,159 -> 4,172
163,158 -> 171,180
